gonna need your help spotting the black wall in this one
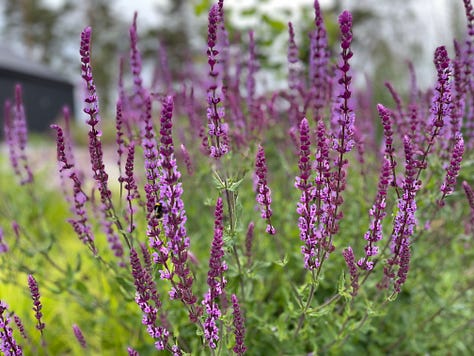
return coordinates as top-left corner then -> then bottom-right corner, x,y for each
0,68 -> 74,136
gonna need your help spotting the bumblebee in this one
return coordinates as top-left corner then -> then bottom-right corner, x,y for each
154,202 -> 164,220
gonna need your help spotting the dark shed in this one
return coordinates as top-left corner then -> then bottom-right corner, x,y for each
0,47 -> 75,135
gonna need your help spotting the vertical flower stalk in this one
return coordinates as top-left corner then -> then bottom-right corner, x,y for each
123,142 -> 140,233
231,294 -> 247,355
381,137 -> 417,293
438,134 -> 464,206
72,324 -> 87,349
158,96 -> 200,321
0,301 -> 23,356
308,0 -> 330,117
358,157 -> 392,271
51,124 -> 97,254
141,96 -> 165,265
80,26 -> 129,255
3,85 -> 34,185
326,10 -> 355,252
378,104 -> 399,194
27,275 -> 45,338
255,144 -> 276,235
295,118 -> 319,270
204,3 -> 229,158
202,197 -> 227,349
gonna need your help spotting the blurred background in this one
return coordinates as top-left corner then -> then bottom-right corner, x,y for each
0,0 -> 468,130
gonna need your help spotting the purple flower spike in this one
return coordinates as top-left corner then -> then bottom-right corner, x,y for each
51,124 -> 96,255
72,324 -> 87,349
381,136 -> 417,292
295,118 -> 319,270
342,247 -> 359,296
27,275 -> 45,335
255,144 -> 276,235
439,134 -> 464,205
204,4 -> 229,158
231,294 -> 247,355
202,197 -> 227,349
130,248 -> 172,352
3,85 -> 34,185
358,157 -> 392,270
377,104 -> 398,192
0,301 -> 23,355
158,96 -> 200,321
308,0 -> 331,116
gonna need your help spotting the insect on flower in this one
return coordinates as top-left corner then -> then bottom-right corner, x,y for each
154,201 -> 164,220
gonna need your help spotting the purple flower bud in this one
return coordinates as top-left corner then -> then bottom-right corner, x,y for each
245,222 -> 255,266
342,247 -> 359,296
72,324 -> 87,349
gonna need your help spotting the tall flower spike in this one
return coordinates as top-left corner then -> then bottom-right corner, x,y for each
0,301 -> 23,355
27,275 -> 45,336
202,197 -> 227,349
231,294 -> 247,355
358,157 -> 392,270
205,3 -> 229,158
80,27 -> 129,254
325,10 -> 355,252
381,136 -> 417,292
255,144 -> 276,235
439,134 -> 464,206
51,124 -> 96,254
13,85 -> 33,185
159,96 -> 200,321
295,118 -> 319,270
377,104 -> 398,193
308,0 -> 331,116
130,248 -> 172,352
